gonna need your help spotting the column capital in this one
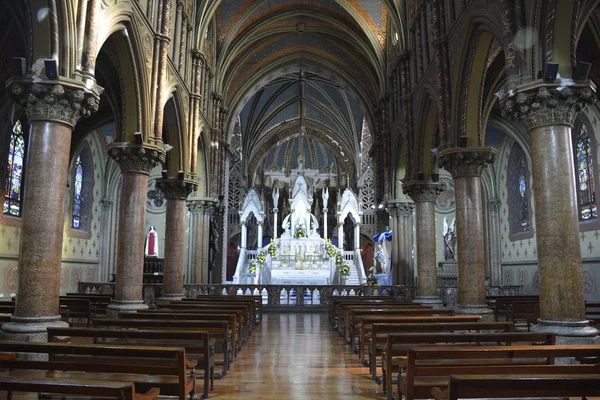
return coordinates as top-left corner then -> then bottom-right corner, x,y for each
402,181 -> 443,203
99,198 -> 113,210
438,147 -> 497,178
500,80 -> 596,130
8,77 -> 100,128
397,202 -> 415,216
108,143 -> 166,174
156,177 -> 197,200
488,197 -> 502,211
187,198 -> 218,214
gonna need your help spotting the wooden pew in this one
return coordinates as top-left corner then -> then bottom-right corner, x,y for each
156,303 -> 250,343
382,331 -> 554,400
0,376 -> 160,400
165,300 -> 253,324
329,297 -> 406,326
331,299 -> 415,330
126,310 -> 241,358
175,299 -> 258,333
357,314 -> 479,363
0,341 -> 196,400
399,344 -> 600,400
186,295 -> 263,324
338,305 -> 432,339
434,374 -> 600,400
371,321 -> 512,381
93,317 -> 232,377
346,308 -> 454,347
47,327 -> 215,399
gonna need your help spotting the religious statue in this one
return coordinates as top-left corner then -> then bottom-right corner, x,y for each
442,216 -> 456,261
145,226 -> 159,257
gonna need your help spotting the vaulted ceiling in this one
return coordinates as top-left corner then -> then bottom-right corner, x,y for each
200,0 -> 403,186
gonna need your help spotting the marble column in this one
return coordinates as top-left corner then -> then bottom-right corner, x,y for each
106,144 -> 165,316
386,204 -> 401,284
398,202 -> 415,285
323,209 -> 328,239
488,198 -> 503,286
257,221 -> 263,249
157,178 -> 196,301
354,223 -> 361,249
438,148 -> 496,317
241,222 -> 247,249
1,80 -> 99,341
403,182 -> 443,307
98,198 -> 113,283
501,81 -> 598,340
338,223 -> 344,250
273,208 -> 279,239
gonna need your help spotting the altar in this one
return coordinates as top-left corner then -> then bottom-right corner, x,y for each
232,163 -> 366,286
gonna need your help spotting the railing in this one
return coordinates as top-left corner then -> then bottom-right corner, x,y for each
77,282 -> 417,309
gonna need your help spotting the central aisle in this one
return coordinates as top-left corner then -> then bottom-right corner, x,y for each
210,312 -> 385,399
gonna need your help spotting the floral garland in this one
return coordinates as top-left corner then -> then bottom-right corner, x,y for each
323,238 -> 337,258
367,266 -> 377,286
268,239 -> 278,257
294,223 -> 307,238
248,262 -> 258,274
335,251 -> 350,279
257,251 -> 266,268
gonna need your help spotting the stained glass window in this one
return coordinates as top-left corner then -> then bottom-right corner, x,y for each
72,156 -> 83,229
4,120 -> 25,217
575,123 -> 597,220
507,143 -> 530,234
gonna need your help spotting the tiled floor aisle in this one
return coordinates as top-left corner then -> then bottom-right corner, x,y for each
209,312 -> 385,399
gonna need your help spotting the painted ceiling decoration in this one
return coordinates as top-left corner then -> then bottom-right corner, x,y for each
195,0 -> 406,194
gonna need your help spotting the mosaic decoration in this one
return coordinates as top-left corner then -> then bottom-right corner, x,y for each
72,156 -> 83,229
71,266 -> 83,287
146,179 -> 167,213
584,270 -> 595,295
435,178 -> 455,213
575,123 -> 597,220
5,266 -> 17,291
4,120 -> 25,217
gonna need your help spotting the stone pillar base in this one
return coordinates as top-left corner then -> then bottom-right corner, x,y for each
532,319 -> 599,344
413,297 -> 444,309
0,315 -> 69,343
106,300 -> 148,318
455,304 -> 494,321
157,293 -> 185,303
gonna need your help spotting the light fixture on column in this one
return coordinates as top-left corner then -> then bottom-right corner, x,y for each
543,62 -> 559,82
12,57 -> 26,76
134,132 -> 144,144
44,59 -> 58,79
573,62 -> 592,81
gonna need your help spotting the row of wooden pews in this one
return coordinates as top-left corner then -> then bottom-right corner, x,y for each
0,293 -> 112,327
329,295 -> 600,400
1,293 -> 261,399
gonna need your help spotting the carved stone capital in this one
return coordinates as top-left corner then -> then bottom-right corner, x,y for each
187,198 -> 218,215
438,147 -> 497,178
488,197 -> 502,212
99,198 -> 113,211
8,77 -> 100,128
108,143 -> 166,175
501,80 -> 596,130
156,178 -> 197,200
402,182 -> 443,203
397,202 -> 415,216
